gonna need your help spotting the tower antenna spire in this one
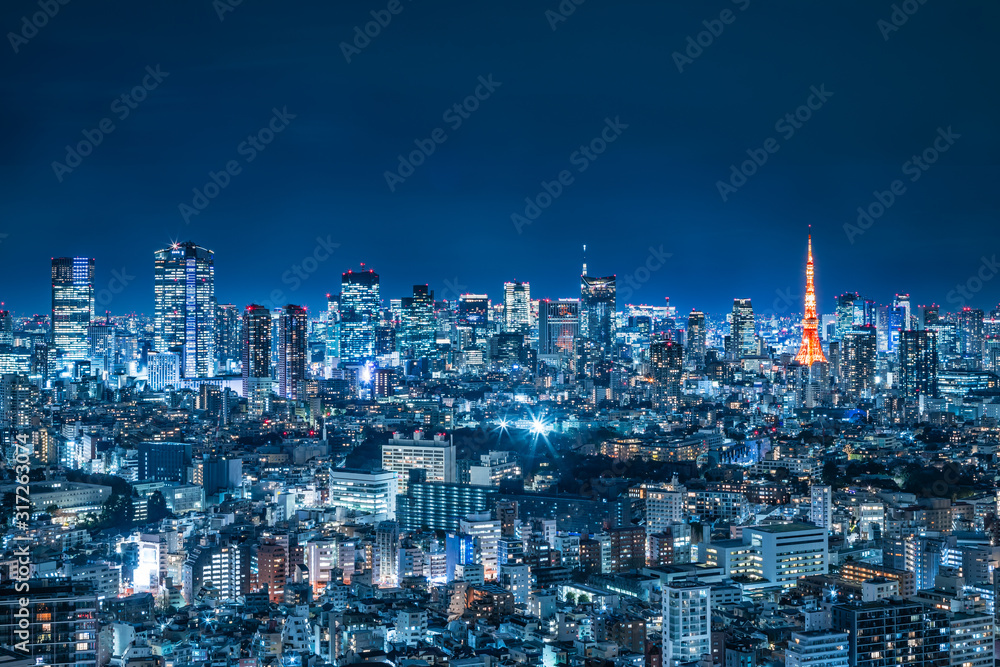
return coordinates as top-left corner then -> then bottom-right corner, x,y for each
795,229 -> 827,366
582,244 -> 587,277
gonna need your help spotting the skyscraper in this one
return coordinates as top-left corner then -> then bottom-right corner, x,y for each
580,274 -> 616,354
835,292 -> 860,339
650,337 -> 684,410
51,257 -> 95,360
842,325 -> 876,397
243,304 -> 272,415
278,304 -> 307,401
458,293 -> 489,343
958,307 -> 985,363
0,310 -> 12,347
153,242 -> 216,377
899,329 -> 938,400
728,298 -> 754,359
685,310 -> 706,369
339,267 -> 380,364
503,281 -> 531,334
537,299 -> 579,356
215,303 -> 242,373
795,234 -> 827,366
399,285 -> 435,360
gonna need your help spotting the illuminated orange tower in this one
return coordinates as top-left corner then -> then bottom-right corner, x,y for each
795,231 -> 827,366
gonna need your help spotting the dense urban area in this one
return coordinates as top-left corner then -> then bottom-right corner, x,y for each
1,237 -> 999,667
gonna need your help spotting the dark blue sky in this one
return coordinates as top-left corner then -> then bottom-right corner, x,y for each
2,0 -> 998,317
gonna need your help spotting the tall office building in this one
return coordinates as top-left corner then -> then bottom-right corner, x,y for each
376,521 -> 400,587
663,581 -> 711,666
458,294 -> 489,343
0,310 -> 12,347
728,298 -> 755,359
51,257 -> 95,360
894,293 -> 912,329
537,299 -> 580,356
650,337 -> 684,410
381,430 -> 456,494
958,307 -> 985,362
339,267 -> 380,364
399,285 -> 435,360
685,310 -> 706,369
147,351 -> 180,390
503,281 -> 531,334
580,274 -> 616,354
242,304 -> 272,416
923,303 -> 940,327
278,305 -> 307,401
0,579 -> 98,667
899,329 -> 938,400
745,523 -> 828,588
153,242 -> 216,377
328,468 -> 398,520
835,292 -> 860,339
810,485 -> 832,530
138,441 -> 192,482
876,304 -> 905,354
842,325 -> 876,396
832,599 -> 948,667
215,303 -> 241,373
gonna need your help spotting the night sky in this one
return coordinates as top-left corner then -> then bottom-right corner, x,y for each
2,0 -> 998,318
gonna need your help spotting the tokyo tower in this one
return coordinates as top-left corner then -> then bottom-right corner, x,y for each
795,231 -> 827,366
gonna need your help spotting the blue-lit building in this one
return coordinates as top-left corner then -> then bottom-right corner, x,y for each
338,267 -> 379,365
153,242 -> 216,378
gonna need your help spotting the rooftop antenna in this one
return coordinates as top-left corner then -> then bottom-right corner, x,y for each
582,244 -> 587,277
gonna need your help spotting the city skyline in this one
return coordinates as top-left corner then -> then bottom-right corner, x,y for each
2,1 -> 997,316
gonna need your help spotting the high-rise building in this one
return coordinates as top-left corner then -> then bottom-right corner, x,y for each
137,441 -> 192,482
51,257 -> 95,360
278,305 -> 307,401
328,468 -> 398,520
685,310 -> 706,369
252,542 -> 288,604
242,304 -> 272,416
503,281 -> 531,335
147,351 -> 180,390
376,521 -> 400,587
538,299 -> 580,356
958,307 -> 985,362
339,267 -> 380,364
745,523 -> 828,588
399,285 -> 435,360
795,234 -> 827,366
663,581 -> 711,666
899,329 -> 938,400
153,242 -> 216,377
810,485 -> 832,530
0,311 -> 12,347
215,303 -> 241,373
728,298 -> 755,359
842,325 -> 876,396
786,631 -> 849,667
0,579 -> 98,666
381,430 -> 456,494
923,303 -> 940,327
580,274 -> 616,354
458,294 -> 489,335
650,337 -> 684,410
835,292 -> 860,339
832,599 -> 948,667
